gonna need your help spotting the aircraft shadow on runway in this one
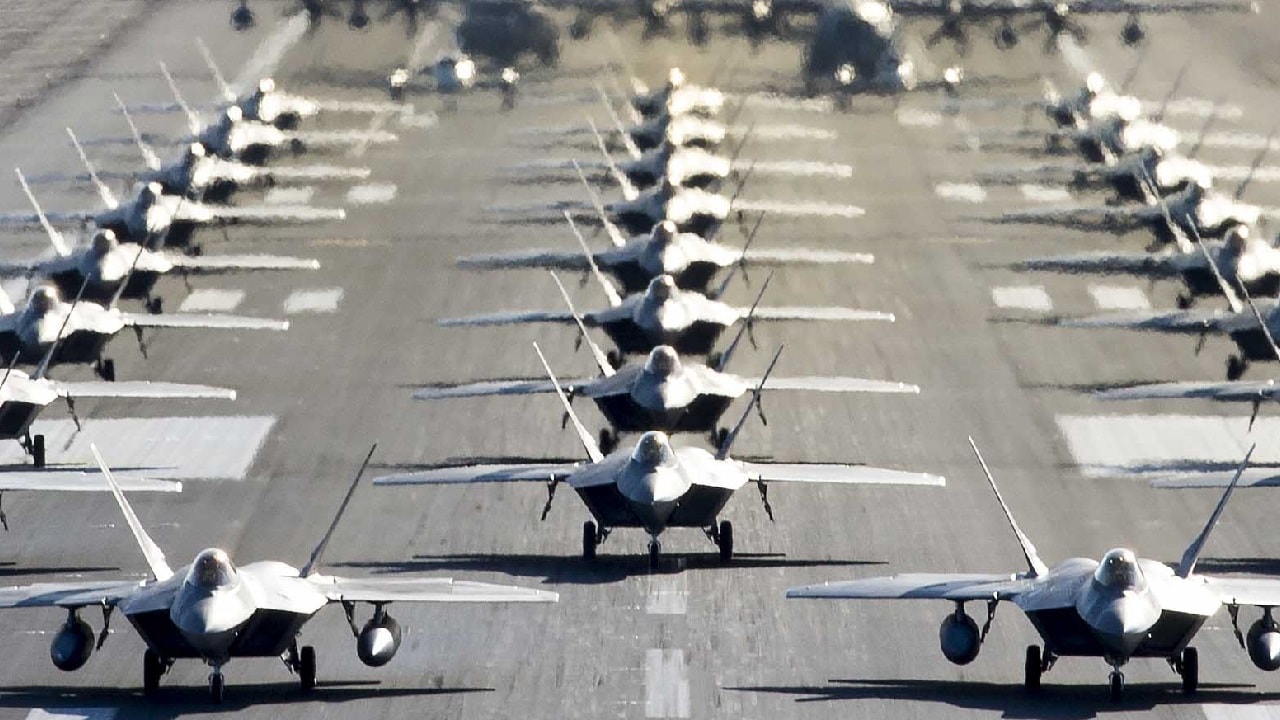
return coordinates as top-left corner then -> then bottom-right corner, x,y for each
0,681 -> 491,715
334,554 -> 885,585
0,562 -> 120,578
728,678 -> 1280,718
1194,556 -> 1280,575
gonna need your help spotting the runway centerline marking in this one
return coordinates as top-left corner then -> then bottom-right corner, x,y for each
283,287 -> 343,314
991,285 -> 1052,312
179,289 -> 245,313
934,182 -> 987,204
646,574 -> 688,615
1020,184 -> 1073,204
645,649 -> 690,718
1088,285 -> 1150,311
346,183 -> 398,206
264,186 -> 315,206
1200,704 -> 1280,720
1057,414 -> 1280,479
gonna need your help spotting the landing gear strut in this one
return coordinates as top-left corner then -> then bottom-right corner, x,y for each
143,648 -> 169,695
1108,667 -> 1124,703
648,537 -> 661,570
1024,645 -> 1041,692
706,519 -> 734,563
209,664 -> 225,703
95,358 -> 116,382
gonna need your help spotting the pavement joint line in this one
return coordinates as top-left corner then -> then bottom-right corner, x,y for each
178,288 -> 245,313
991,285 -> 1052,312
283,287 -> 344,314
644,649 -> 690,719
1088,285 -> 1150,311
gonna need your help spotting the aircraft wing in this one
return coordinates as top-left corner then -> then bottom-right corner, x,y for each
412,379 -> 562,400
0,470 -> 180,492
1153,472 -> 1280,488
289,129 -> 398,148
749,307 -> 896,322
437,311 -> 575,327
373,463 -> 581,485
0,210 -> 95,227
1203,577 -> 1280,608
742,248 -> 876,265
757,377 -> 920,394
787,573 -> 1030,601
165,254 -> 321,272
120,313 -> 289,331
732,200 -> 866,220
175,205 -> 346,225
456,250 -> 592,272
310,576 -> 557,604
737,462 -> 945,486
1014,251 -> 1185,278
0,256 -> 80,277
1056,308 -> 1232,334
0,580 -> 144,609
1095,379 -> 1280,403
54,380 -> 237,401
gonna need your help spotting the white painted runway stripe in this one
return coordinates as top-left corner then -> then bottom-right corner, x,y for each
646,574 -> 688,615
1201,703 -> 1280,720
25,709 -> 118,720
346,183 -> 398,206
895,107 -> 944,128
284,287 -> 344,314
398,111 -> 439,130
1088,285 -> 1150,311
934,182 -> 987,204
645,649 -> 690,718
991,285 -> 1052,312
10,417 -> 276,481
1057,414 -> 1280,479
1020,184 -> 1072,204
179,289 -> 245,313
265,186 -> 315,206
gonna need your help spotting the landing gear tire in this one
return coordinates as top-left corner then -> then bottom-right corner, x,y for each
1024,645 -> 1041,692
147,297 -> 163,314
32,434 -> 45,469
96,358 -> 116,382
648,540 -> 660,570
1180,646 -> 1198,695
598,429 -> 617,455
717,520 -> 733,563
1176,293 -> 1194,310
582,521 -> 598,560
299,645 -> 317,691
1227,355 -> 1248,381
1109,670 -> 1123,703
711,427 -> 729,450
143,649 -> 164,695
209,672 -> 225,703
606,350 -> 623,370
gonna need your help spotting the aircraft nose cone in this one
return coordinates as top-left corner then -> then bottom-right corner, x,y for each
1085,593 -> 1160,658
170,590 -> 252,657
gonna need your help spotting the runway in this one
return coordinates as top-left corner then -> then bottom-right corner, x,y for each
0,1 -> 1280,718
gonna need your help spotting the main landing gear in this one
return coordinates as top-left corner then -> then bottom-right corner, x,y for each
1022,644 -> 1056,694
285,641 -> 318,691
21,432 -> 45,468
208,662 -> 226,702
1227,354 -> 1249,381
704,519 -> 733,563
143,648 -> 171,696
1171,646 -> 1198,695
582,521 -> 609,560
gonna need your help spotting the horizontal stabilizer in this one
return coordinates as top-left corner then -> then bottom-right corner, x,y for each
437,311 -> 574,327
737,461 -> 944,486
0,470 -> 180,493
121,313 -> 289,331
413,379 -> 559,400
373,463 -> 579,485
749,307 -> 896,322
55,380 -> 237,401
311,576 -> 558,603
759,376 -> 920,394
168,254 -> 321,272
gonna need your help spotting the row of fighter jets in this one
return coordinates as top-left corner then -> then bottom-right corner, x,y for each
782,58 -> 1280,703
373,66 -> 946,569
0,51 -> 562,702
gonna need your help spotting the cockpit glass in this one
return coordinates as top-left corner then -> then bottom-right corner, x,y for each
1094,549 -> 1143,590
188,549 -> 237,590
632,432 -> 676,468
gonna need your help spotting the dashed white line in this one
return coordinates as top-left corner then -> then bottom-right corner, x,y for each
1200,703 -> 1280,720
1088,285 -> 1150,311
1020,184 -> 1073,204
934,182 -> 988,204
644,649 -> 690,718
991,285 -> 1052,312
346,183 -> 398,206
264,186 -> 315,206
178,289 -> 245,313
645,575 -> 688,615
398,110 -> 439,129
895,107 -> 944,128
283,287 -> 344,314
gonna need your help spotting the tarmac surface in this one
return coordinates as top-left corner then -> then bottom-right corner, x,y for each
2,1 -> 1280,719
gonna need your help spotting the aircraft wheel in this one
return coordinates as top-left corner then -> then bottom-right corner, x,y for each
1109,670 -> 1123,703
1181,647 -> 1198,695
143,649 -> 163,695
598,429 -> 617,455
717,520 -> 733,563
147,297 -> 163,314
1176,293 -> 1194,310
606,351 -> 623,370
32,434 -> 45,469
96,358 -> 116,382
712,427 -> 729,450
582,521 -> 597,561
300,645 -> 317,691
1024,645 -> 1041,692
210,672 -> 225,703
648,540 -> 660,570
1227,355 -> 1248,381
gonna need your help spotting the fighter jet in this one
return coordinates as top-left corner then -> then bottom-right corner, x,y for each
416,274 -> 916,450
0,444 -> 556,701
8,171 -> 320,310
1013,224 -> 1280,309
461,209 -> 872,294
629,67 -> 725,119
377,343 -> 942,567
0,282 -> 287,381
439,270 -> 893,357
787,439 -> 1280,703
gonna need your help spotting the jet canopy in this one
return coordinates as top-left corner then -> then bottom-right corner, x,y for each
643,345 -> 681,377
631,431 -> 678,469
187,548 -> 239,591
1094,548 -> 1145,591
